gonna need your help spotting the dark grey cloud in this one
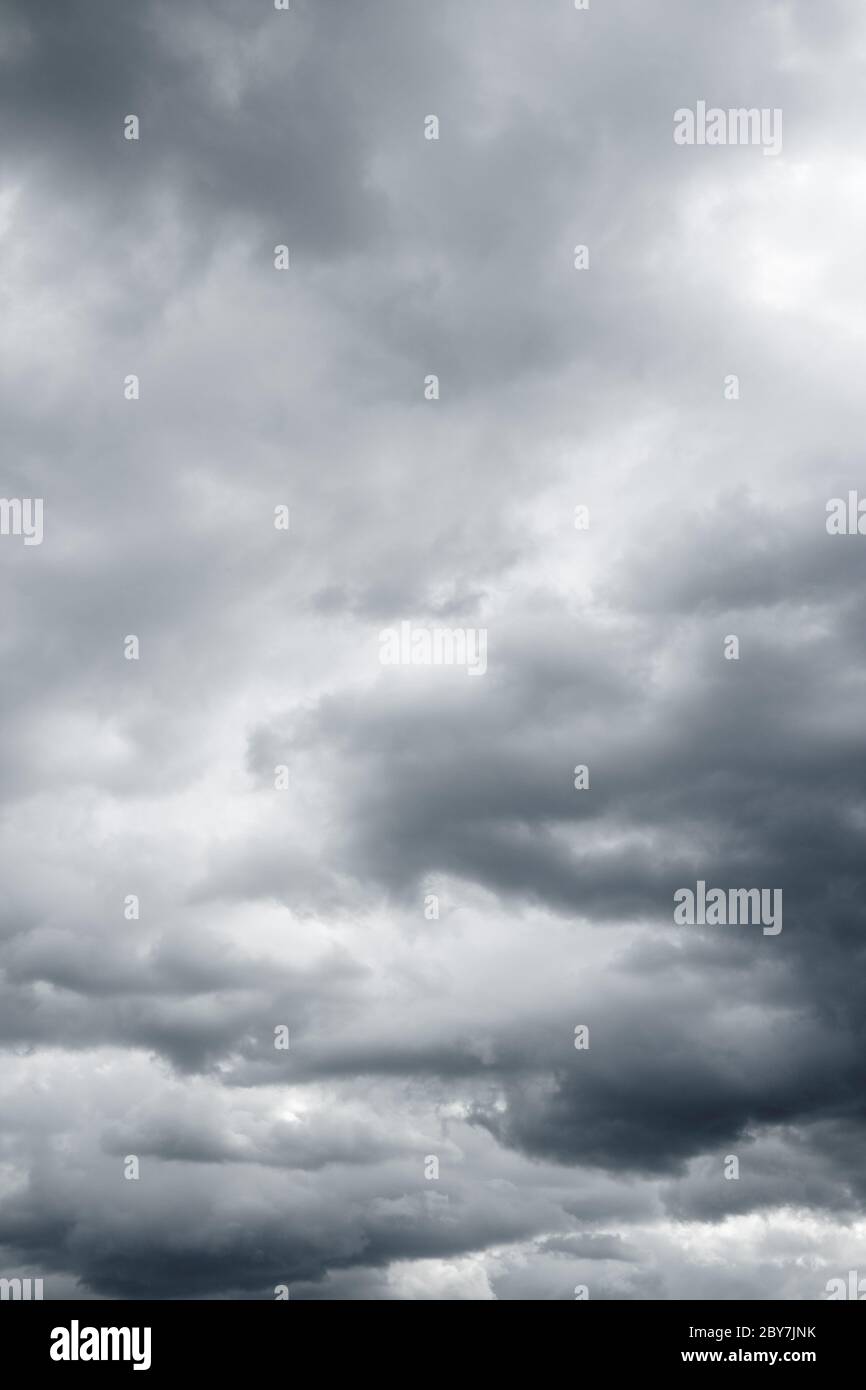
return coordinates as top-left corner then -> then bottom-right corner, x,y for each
1,0 -> 865,1300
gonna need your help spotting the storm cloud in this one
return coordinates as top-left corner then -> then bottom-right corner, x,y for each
1,0 -> 865,1300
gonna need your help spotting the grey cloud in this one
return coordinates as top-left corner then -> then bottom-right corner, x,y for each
1,0 -> 865,1301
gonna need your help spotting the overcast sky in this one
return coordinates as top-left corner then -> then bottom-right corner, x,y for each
1,0 -> 866,1300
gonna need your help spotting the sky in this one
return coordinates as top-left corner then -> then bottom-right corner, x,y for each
1,0 -> 866,1301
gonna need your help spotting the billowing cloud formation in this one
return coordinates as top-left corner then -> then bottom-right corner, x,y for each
1,0 -> 866,1299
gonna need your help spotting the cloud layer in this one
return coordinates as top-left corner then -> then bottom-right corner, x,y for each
1,0 -> 866,1299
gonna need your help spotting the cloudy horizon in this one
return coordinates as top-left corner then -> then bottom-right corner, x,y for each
2,0 -> 866,1300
